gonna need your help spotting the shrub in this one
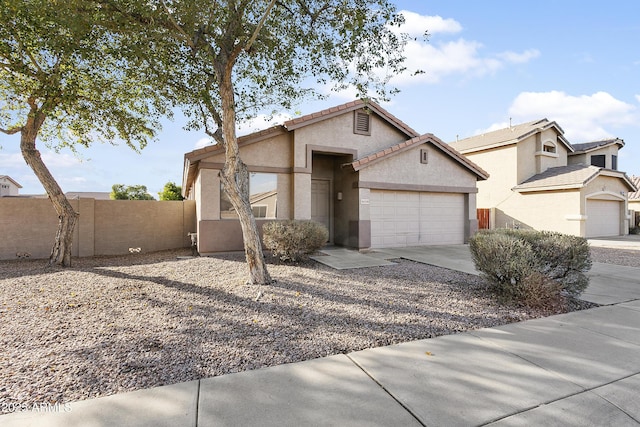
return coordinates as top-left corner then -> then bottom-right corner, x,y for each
469,229 -> 592,308
263,220 -> 328,262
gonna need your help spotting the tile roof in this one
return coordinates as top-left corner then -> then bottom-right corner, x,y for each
630,176 -> 640,200
184,126 -> 287,162
350,133 -> 489,180
571,138 -> 624,153
513,164 -> 600,191
513,165 -> 637,193
450,118 -> 572,153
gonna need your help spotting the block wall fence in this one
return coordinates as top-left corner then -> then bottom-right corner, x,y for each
0,198 -> 196,260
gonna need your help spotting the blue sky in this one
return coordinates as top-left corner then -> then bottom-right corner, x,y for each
2,0 -> 639,196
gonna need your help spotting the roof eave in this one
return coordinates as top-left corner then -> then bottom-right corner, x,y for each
513,183 -> 584,193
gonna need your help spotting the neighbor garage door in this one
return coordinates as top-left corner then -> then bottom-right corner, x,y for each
370,190 -> 465,248
586,199 -> 621,237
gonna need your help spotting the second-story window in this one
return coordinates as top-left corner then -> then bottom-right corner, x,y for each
591,155 -> 606,168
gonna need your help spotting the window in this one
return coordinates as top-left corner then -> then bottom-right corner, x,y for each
612,155 -> 618,170
252,205 -> 268,218
543,142 -> 556,153
353,110 -> 371,135
220,173 -> 277,219
591,155 -> 606,168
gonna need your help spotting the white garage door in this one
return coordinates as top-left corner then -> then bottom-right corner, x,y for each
586,200 -> 621,238
370,190 -> 465,248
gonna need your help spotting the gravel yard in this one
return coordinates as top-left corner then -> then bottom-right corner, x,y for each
0,245 -> 629,411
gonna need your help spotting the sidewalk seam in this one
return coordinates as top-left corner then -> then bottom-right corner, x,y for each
195,379 -> 201,427
483,372 -> 640,425
345,354 -> 427,427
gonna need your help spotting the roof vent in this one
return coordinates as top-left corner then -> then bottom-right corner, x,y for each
354,111 -> 371,136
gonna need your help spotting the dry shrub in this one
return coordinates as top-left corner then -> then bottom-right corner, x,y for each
263,220 -> 328,262
470,229 -> 591,307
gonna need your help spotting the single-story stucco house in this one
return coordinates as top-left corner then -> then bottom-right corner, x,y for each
182,100 -> 489,254
449,119 -> 637,238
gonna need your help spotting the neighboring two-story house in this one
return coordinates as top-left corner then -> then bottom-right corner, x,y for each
450,119 -> 637,238
182,100 -> 489,254
0,175 -> 22,197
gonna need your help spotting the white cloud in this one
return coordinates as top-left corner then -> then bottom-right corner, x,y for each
397,11 -> 462,37
497,49 -> 541,64
0,152 -> 25,170
385,11 -> 539,86
394,38 -> 528,84
506,91 -> 638,141
636,94 -> 640,103
40,151 -> 84,168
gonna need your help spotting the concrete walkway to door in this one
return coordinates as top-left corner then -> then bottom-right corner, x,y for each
312,244 -> 480,275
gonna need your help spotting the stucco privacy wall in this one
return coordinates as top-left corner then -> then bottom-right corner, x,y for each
0,198 -> 196,260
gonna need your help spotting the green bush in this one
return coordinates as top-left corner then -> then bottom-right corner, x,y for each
263,220 -> 329,262
469,229 -> 592,308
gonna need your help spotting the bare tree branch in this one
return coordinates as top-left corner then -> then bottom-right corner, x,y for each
244,0 -> 277,52
160,0 -> 196,49
6,22 -> 45,76
0,125 -> 22,135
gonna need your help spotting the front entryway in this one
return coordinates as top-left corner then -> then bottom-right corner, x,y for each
311,179 -> 331,238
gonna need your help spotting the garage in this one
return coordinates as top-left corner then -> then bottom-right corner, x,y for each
370,190 -> 465,248
586,199 -> 621,237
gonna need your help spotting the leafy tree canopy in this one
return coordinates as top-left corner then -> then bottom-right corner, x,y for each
0,0 -> 170,150
110,184 -> 155,200
158,181 -> 184,201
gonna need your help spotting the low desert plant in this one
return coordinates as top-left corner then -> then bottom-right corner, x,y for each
469,229 -> 592,308
263,220 -> 328,262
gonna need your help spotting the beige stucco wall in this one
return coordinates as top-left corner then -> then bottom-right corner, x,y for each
202,133 -> 292,168
464,145 -> 517,208
359,144 -> 477,188
517,131 -> 568,183
493,190 -> 583,235
0,198 -> 196,260
491,174 -> 630,237
292,110 -> 407,169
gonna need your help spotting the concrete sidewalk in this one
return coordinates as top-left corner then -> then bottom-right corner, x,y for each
4,245 -> 640,426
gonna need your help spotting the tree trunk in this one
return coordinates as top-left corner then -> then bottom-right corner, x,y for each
217,61 -> 273,286
20,108 -> 78,267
